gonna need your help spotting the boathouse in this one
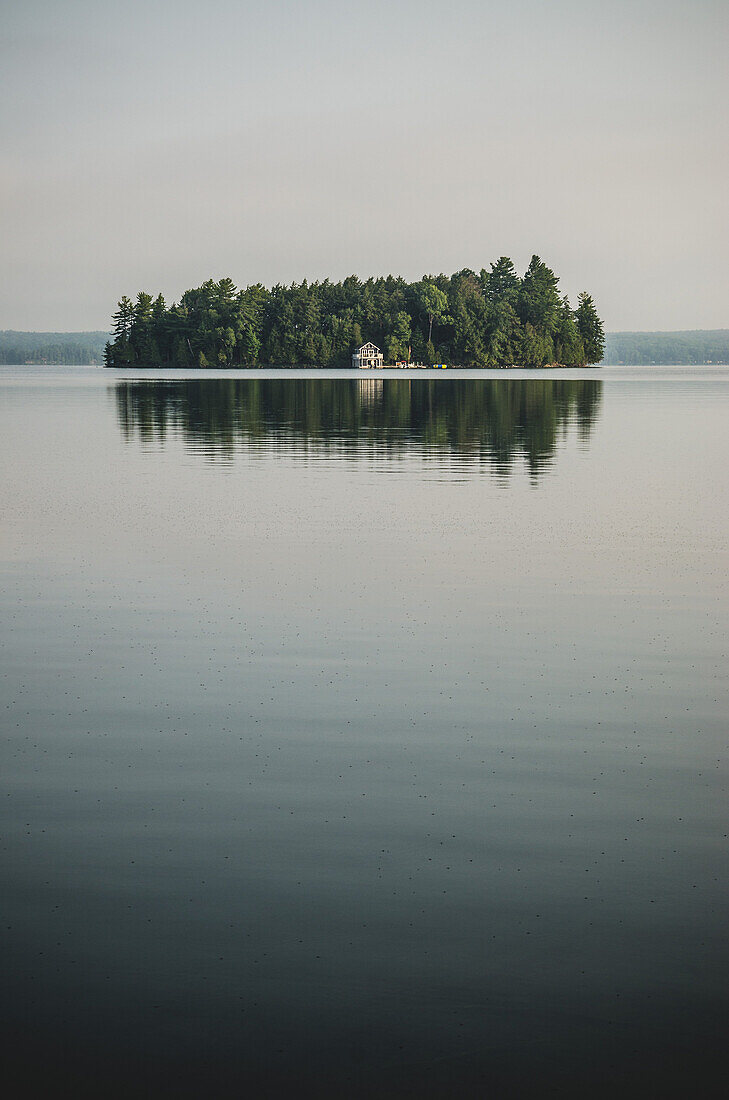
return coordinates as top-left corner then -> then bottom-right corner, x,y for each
352,342 -> 383,369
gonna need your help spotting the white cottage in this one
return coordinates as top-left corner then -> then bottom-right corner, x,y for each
352,342 -> 383,369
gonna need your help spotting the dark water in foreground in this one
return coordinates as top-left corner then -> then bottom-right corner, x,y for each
1,367 -> 727,1096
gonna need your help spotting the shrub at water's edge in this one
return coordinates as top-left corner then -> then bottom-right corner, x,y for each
104,258 -> 604,369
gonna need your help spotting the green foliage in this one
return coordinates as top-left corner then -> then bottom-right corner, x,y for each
575,292 -> 605,365
10,325 -> 729,371
482,257 -> 520,307
519,256 -> 560,353
386,312 -> 412,362
112,296 -> 134,341
554,296 -> 585,367
487,301 -> 522,366
417,281 -> 449,346
520,324 -> 545,369
104,260 -> 605,369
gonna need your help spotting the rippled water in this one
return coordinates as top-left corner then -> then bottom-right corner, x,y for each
1,367 -> 727,1096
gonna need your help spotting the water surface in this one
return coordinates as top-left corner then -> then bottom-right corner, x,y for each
1,367 -> 727,1096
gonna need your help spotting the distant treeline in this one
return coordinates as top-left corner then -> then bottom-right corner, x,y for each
104,258 -> 605,369
602,330 -> 729,365
0,330 -> 108,365
115,376 -> 602,479
8,323 -> 728,370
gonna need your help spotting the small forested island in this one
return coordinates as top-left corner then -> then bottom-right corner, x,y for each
104,256 -> 604,369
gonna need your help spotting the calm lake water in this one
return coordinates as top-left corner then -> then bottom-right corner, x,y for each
1,366 -> 727,1096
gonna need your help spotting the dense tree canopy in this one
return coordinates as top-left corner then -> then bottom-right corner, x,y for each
104,258 -> 605,368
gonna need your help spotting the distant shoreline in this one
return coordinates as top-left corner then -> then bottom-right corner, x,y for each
3,361 -> 729,370
5,328 -> 729,368
101,361 -> 603,371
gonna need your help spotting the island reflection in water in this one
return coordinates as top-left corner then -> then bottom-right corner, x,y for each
4,367 -> 728,1096
114,376 -> 602,477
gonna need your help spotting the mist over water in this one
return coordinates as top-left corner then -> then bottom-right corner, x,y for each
1,368 -> 727,1096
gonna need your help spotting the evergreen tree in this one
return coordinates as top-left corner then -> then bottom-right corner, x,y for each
518,256 -> 560,343
554,297 -> 584,366
105,260 -> 603,370
488,301 -> 523,367
520,323 -> 547,369
575,293 -> 605,364
482,257 -> 520,307
112,296 -> 134,341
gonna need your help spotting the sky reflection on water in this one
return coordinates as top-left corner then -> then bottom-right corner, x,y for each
1,368 -> 727,1097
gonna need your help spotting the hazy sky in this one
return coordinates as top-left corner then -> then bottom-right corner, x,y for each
1,0 -> 727,331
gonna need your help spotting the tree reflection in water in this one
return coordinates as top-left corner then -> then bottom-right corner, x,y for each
114,376 -> 602,479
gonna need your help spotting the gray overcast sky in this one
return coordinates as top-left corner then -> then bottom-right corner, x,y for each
1,0 -> 727,331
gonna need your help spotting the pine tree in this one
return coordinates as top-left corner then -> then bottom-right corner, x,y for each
575,293 -> 605,364
106,260 -> 603,371
518,256 -> 560,343
482,257 -> 520,307
112,296 -> 134,341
